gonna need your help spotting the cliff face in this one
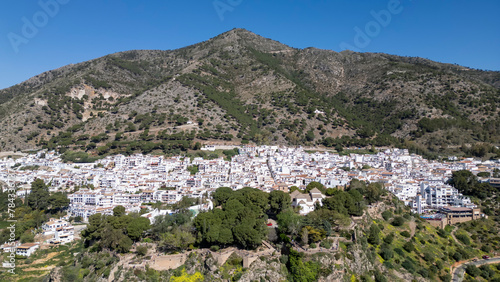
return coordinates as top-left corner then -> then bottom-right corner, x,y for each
0,28 -> 498,154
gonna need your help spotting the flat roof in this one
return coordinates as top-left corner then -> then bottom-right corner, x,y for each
440,206 -> 472,212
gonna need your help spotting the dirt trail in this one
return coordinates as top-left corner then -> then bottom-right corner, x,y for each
451,228 -> 465,247
409,220 -> 416,237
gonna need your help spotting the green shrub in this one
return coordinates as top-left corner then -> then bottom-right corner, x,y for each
379,245 -> 394,260
383,233 -> 394,244
136,245 -> 148,256
452,252 -> 462,261
456,233 -> 471,245
480,245 -> 491,252
423,252 -> 434,262
400,231 -> 411,238
465,265 -> 480,277
394,248 -> 405,256
417,268 -> 429,278
403,242 -> 415,253
402,259 -> 415,273
391,216 -> 405,226
439,274 -> 451,282
320,240 -> 332,249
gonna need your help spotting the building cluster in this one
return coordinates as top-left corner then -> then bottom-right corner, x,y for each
421,207 -> 483,229
42,216 -> 75,244
1,146 -> 499,221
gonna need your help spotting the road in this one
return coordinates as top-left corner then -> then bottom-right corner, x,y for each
73,224 -> 88,239
452,256 -> 500,282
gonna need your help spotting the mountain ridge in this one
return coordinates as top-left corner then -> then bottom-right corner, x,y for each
0,28 -> 499,158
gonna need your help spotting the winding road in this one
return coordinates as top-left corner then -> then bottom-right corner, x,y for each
452,256 -> 500,282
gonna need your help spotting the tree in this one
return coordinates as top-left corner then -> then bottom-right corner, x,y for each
233,222 -> 263,249
304,226 -> 326,243
382,210 -> 392,221
101,227 -> 132,253
401,259 -> 415,273
365,183 -> 384,204
379,244 -> 394,260
305,130 -> 315,142
28,179 -> 50,210
20,232 -> 35,243
381,232 -> 394,245
300,227 -> 309,245
82,213 -> 106,243
277,209 -> 303,237
348,179 -> 366,191
212,187 -> 233,206
48,192 -> 70,212
113,206 -> 126,217
368,224 -> 380,245
187,165 -> 199,175
269,190 -> 291,215
152,212 -> 192,237
194,189 -> 267,249
448,170 -> 476,194
347,189 -> 364,216
287,250 -> 319,282
193,142 -> 202,150
126,217 -> 150,241
136,245 -> 148,256
479,265 -> 495,279
335,143 -> 343,153
160,228 -> 195,252
465,265 -> 480,277
403,241 -> 415,253
391,216 -> 405,227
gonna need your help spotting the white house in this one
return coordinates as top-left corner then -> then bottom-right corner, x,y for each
42,218 -> 75,244
42,218 -> 71,236
16,243 -> 39,257
1,242 -> 20,253
290,188 -> 325,215
141,208 -> 172,224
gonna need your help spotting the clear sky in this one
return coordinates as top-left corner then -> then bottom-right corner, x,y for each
1,0 -> 499,90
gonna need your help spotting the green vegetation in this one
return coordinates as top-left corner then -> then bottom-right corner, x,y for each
0,179 -> 70,244
82,206 -> 150,253
187,165 -> 199,175
448,170 -> 498,199
194,187 -> 269,249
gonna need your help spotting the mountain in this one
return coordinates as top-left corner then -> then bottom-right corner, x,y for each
0,28 -> 499,158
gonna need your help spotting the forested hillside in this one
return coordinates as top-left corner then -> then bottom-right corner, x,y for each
0,28 -> 499,159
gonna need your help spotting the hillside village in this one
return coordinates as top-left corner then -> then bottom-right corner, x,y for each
0,147 -> 499,281
1,146 -> 498,223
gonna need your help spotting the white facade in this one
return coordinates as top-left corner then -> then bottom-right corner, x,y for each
290,188 -> 325,215
16,243 -> 39,257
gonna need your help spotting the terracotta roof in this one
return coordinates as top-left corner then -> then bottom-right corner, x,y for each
17,243 -> 38,249
309,188 -> 322,194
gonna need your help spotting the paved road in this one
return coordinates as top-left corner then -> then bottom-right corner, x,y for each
452,256 -> 500,282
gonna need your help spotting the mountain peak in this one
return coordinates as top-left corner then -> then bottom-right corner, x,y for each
0,30 -> 499,155
209,28 -> 294,53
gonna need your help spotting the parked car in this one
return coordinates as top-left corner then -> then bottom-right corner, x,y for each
482,255 -> 490,259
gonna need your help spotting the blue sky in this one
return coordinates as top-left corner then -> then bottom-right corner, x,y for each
1,0 -> 499,89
